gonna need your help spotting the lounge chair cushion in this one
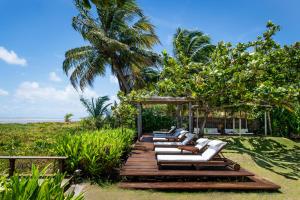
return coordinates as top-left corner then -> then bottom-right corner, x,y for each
154,148 -> 193,154
157,140 -> 227,162
154,141 -> 182,146
154,128 -> 183,138
157,154 -> 205,162
154,133 -> 195,146
201,140 -> 227,161
195,138 -> 210,150
153,130 -> 188,141
182,133 -> 195,145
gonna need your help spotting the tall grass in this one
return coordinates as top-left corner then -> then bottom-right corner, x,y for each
0,165 -> 83,200
56,128 -> 135,178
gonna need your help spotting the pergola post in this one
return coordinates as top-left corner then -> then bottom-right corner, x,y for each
189,102 -> 193,133
239,111 -> 242,136
137,103 -> 142,141
224,111 -> 227,129
232,113 -> 235,131
196,107 -> 199,134
245,112 -> 248,129
264,111 -> 267,136
176,105 -> 180,128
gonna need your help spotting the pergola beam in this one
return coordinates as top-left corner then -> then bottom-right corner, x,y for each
137,103 -> 142,141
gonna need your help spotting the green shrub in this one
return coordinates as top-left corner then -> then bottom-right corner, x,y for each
142,106 -> 176,132
271,106 -> 300,136
56,128 -> 135,178
0,165 -> 83,200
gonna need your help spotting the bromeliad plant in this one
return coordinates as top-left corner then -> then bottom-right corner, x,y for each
56,128 -> 135,178
0,165 -> 83,200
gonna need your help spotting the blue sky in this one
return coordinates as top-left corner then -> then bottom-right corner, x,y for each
0,0 -> 299,119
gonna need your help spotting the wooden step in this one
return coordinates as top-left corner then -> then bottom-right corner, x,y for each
120,168 -> 254,177
119,179 -> 280,190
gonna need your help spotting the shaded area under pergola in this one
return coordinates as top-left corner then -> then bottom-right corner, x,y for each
133,96 -> 196,140
133,96 -> 272,140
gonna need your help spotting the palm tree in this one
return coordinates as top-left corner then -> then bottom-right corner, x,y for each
173,28 -> 215,65
64,113 -> 73,123
80,95 -> 111,128
63,0 -> 160,94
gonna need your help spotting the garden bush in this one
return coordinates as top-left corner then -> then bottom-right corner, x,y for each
56,128 -> 135,178
142,105 -> 176,132
0,165 -> 83,200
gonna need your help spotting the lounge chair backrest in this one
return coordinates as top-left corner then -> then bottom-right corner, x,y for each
201,140 -> 227,161
182,133 -> 195,145
177,130 -> 189,139
168,126 -> 176,134
172,129 -> 184,137
195,138 -> 210,150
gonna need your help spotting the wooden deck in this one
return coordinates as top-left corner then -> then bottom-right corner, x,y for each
119,135 -> 280,191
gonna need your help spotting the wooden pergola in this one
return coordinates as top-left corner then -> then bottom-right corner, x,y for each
133,96 -> 196,140
133,96 -> 273,140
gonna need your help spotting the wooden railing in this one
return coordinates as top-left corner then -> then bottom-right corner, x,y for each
0,156 -> 67,176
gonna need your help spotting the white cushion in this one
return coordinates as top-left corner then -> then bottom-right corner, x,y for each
153,138 -> 169,142
157,140 -> 227,162
195,138 -> 210,150
157,154 -> 206,162
201,140 -> 227,160
153,130 -> 187,141
155,148 -> 192,154
154,141 -> 181,146
182,133 -> 195,145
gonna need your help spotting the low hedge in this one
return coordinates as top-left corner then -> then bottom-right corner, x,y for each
56,128 -> 135,178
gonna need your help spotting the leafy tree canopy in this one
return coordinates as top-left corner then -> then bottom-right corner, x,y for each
154,22 -> 299,112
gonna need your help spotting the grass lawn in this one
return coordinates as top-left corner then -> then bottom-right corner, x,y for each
82,136 -> 300,200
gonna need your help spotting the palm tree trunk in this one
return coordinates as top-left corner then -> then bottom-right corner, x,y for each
112,63 -> 131,94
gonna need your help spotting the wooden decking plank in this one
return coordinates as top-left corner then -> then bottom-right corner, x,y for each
119,181 -> 280,190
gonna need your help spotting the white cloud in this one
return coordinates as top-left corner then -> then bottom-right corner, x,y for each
109,75 -> 118,84
0,89 -> 9,96
0,46 -> 27,66
49,72 -> 62,82
15,81 -> 97,103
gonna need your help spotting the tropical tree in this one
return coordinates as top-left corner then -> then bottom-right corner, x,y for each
155,21 -> 300,136
80,95 -> 111,128
64,113 -> 74,123
173,28 -> 215,65
63,0 -> 160,94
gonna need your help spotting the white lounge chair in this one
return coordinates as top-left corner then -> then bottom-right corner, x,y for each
154,133 -> 196,147
153,130 -> 188,142
153,126 -> 176,135
156,140 -> 240,171
155,138 -> 210,155
153,128 -> 183,138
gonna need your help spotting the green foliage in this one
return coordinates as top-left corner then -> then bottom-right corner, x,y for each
55,128 -> 135,178
173,28 -> 215,65
0,123 -> 84,173
0,165 -> 83,200
64,113 -> 74,123
271,106 -> 300,136
63,0 -> 160,93
159,22 -> 300,110
80,96 -> 111,129
111,93 -> 137,129
142,105 -> 176,132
